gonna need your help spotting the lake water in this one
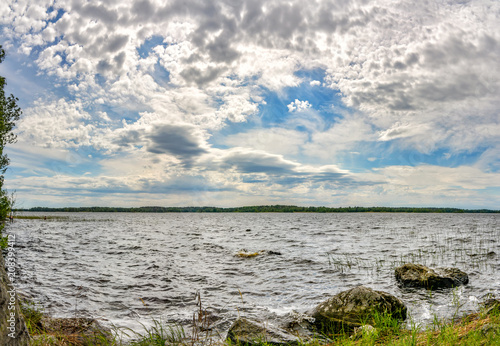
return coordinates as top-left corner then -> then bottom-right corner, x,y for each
5,212 -> 500,337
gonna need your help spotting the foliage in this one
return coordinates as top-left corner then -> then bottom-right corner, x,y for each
0,46 -> 21,245
0,47 -> 20,215
18,205 -> 500,213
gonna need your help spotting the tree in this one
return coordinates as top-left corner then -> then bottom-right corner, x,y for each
0,46 -> 21,220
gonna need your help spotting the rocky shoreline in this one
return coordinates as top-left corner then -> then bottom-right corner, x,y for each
2,261 -> 498,345
225,263 -> 479,345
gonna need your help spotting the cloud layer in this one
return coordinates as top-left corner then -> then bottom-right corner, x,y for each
1,0 -> 499,208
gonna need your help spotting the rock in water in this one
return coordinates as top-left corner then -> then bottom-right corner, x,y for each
310,286 -> 406,335
227,317 -> 301,345
395,263 -> 469,289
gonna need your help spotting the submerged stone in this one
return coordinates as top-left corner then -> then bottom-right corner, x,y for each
309,286 -> 407,335
395,263 -> 469,289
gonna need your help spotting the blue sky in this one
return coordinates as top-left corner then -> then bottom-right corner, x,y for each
0,0 -> 499,209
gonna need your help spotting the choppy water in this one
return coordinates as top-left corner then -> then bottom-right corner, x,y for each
5,212 -> 500,336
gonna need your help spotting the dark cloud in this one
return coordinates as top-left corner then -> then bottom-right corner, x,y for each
96,53 -> 127,74
76,2 -> 119,27
131,0 -> 155,21
272,171 -> 375,188
180,66 -> 226,86
206,40 -> 240,63
221,150 -> 298,174
203,18 -> 241,63
146,124 -> 207,166
218,149 -> 375,189
106,34 -> 129,53
114,52 -> 126,69
96,59 -> 113,73
113,129 -> 143,149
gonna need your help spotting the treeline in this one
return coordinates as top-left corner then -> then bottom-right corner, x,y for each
0,46 -> 21,221
16,205 -> 500,213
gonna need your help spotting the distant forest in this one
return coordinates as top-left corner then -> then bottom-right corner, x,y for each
16,205 -> 500,213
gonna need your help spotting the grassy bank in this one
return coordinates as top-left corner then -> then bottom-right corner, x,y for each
21,299 -> 500,345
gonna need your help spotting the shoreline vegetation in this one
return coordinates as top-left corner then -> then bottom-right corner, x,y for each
14,205 -> 500,213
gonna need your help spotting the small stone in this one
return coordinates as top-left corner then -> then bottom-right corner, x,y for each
351,324 -> 377,339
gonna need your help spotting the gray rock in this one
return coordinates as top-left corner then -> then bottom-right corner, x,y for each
278,310 -> 319,342
309,286 -> 407,335
395,263 -> 469,289
227,317 -> 301,345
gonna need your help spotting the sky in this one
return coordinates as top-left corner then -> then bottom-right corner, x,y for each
0,0 -> 499,209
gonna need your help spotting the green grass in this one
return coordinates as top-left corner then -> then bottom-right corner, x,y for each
20,300 -> 44,335
121,321 -> 188,345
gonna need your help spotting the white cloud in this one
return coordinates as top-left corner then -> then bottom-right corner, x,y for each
305,114 -> 376,160
287,99 -> 312,112
378,123 -> 426,142
223,128 -> 308,156
377,165 -> 500,191
16,98 -> 95,149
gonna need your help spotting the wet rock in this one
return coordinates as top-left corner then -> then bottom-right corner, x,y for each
309,286 -> 406,335
395,263 -> 469,289
227,317 -> 301,345
280,310 -> 317,341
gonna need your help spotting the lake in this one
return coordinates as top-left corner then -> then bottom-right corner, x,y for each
6,212 -> 500,337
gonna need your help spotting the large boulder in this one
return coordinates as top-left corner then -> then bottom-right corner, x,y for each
227,317 -> 301,345
309,286 -> 407,335
395,263 -> 469,289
